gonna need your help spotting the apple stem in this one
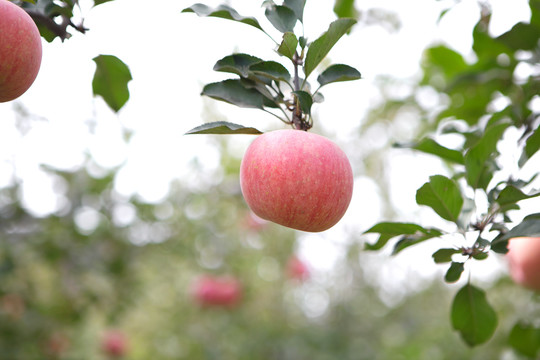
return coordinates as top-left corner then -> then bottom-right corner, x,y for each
292,53 -> 311,131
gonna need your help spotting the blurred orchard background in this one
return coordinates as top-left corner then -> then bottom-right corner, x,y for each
1,0 -> 540,359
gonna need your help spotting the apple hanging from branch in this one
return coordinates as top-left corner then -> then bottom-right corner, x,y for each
183,2 -> 359,232
0,0 -> 42,102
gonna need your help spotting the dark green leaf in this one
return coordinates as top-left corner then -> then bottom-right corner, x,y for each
265,5 -> 297,33
491,213 -> 540,253
519,126 -> 540,167
249,61 -> 291,83
92,55 -> 132,113
364,222 -> 443,251
451,284 -> 498,346
509,322 -> 540,358
445,262 -> 465,283
292,90 -> 313,115
202,79 -> 265,109
213,53 -> 263,77
464,122 -> 510,190
94,0 -> 114,5
277,32 -> 298,60
284,0 -> 306,23
333,0 -> 358,18
317,64 -> 361,87
304,18 -> 357,78
496,186 -> 540,211
392,229 -> 444,255
182,4 -> 264,32
497,22 -> 540,51
185,121 -> 263,135
396,138 -> 464,165
416,175 -> 463,223
432,248 -> 460,263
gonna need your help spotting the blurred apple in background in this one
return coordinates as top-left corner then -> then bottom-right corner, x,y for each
192,275 -> 242,308
101,330 -> 128,358
286,256 -> 310,281
506,237 -> 540,291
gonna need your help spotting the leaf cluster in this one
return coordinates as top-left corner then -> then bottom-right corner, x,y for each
182,1 -> 360,134
363,0 -> 540,350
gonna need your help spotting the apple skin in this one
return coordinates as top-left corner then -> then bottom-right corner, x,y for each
0,0 -> 42,102
240,129 -> 353,232
506,237 -> 540,291
101,330 -> 128,358
192,276 -> 242,308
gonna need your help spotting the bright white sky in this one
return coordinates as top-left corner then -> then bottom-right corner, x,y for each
0,0 -> 538,304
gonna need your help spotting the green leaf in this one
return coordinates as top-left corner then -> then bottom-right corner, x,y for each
249,61 -> 291,83
185,121 -> 263,135
497,22 -> 540,51
182,4 -> 264,32
92,55 -> 132,113
416,175 -> 464,223
364,222 -> 443,251
519,126 -> 540,167
304,18 -> 357,78
432,248 -> 460,263
265,4 -> 297,33
292,90 -> 313,115
396,138 -> 464,165
445,262 -> 465,283
94,0 -> 114,5
509,322 -> 540,358
213,54 -> 263,78
333,0 -> 358,18
451,284 -> 498,346
284,0 -> 306,23
202,79 -> 265,109
496,186 -> 540,211
277,32 -> 298,60
464,122 -> 510,190
317,64 -> 361,87
491,213 -> 540,253
392,228 -> 444,255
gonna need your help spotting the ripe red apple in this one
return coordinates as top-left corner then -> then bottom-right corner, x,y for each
506,237 -> 540,291
192,275 -> 242,308
101,330 -> 128,358
286,256 -> 310,281
240,129 -> 353,232
0,0 -> 42,102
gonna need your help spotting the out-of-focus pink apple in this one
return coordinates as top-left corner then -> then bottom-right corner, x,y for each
286,256 -> 310,281
101,330 -> 128,358
0,0 -> 42,102
192,275 -> 242,308
240,129 -> 353,232
506,237 -> 540,291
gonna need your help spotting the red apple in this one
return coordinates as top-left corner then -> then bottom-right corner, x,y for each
506,237 -> 540,291
192,275 -> 242,308
240,129 -> 353,232
101,330 -> 128,358
286,256 -> 310,281
0,0 -> 42,102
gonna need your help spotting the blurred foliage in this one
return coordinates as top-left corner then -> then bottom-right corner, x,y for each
0,139 -> 537,359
